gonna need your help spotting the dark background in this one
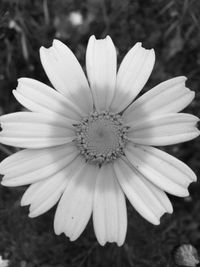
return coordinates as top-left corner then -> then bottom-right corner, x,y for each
0,0 -> 200,266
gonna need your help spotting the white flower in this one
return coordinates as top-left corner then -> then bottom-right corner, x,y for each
0,36 -> 199,246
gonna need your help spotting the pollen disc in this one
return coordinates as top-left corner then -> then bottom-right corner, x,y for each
74,111 -> 128,165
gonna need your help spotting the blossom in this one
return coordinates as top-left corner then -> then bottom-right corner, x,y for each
0,36 -> 199,246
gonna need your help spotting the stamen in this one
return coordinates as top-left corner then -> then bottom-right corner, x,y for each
73,111 -> 128,166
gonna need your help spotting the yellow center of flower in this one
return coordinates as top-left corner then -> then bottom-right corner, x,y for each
74,111 -> 128,166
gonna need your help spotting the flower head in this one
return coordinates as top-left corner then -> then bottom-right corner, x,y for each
0,36 -> 199,246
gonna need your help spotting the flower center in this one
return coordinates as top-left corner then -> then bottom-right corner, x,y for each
73,111 -> 128,166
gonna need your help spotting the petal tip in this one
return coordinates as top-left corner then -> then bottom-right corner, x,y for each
153,219 -> 160,226
28,212 -> 34,218
167,205 -> 173,214
98,239 -> 106,246
1,180 -> 7,186
2,180 -> 15,187
192,174 -> 197,182
12,89 -> 17,96
89,35 -> 96,42
52,39 -> 60,45
20,201 -> 27,207
117,240 -> 125,247
28,210 -> 39,218
183,76 -> 188,82
150,48 -> 156,60
52,39 -> 67,50
69,235 -> 78,242
181,190 -> 190,197
17,77 -> 24,83
187,90 -> 195,99
39,46 -> 45,52
105,35 -> 112,42
54,229 -> 61,236
39,46 -> 48,57
54,222 -> 63,236
21,195 -> 29,206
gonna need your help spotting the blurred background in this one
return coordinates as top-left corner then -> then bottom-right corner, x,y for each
0,0 -> 200,266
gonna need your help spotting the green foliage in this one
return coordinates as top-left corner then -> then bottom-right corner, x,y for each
0,0 -> 200,266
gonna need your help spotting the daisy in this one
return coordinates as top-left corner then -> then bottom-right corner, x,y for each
0,36 -> 199,246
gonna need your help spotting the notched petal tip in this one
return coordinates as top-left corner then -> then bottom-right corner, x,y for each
89,35 -> 113,44
96,238 -> 124,247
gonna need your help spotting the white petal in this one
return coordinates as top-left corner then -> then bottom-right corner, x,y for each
0,111 -> 73,128
127,113 -> 199,146
86,35 -> 117,111
14,78 -> 84,121
125,144 -> 196,196
24,160 -> 79,217
0,112 -> 75,148
93,164 -> 127,246
141,178 -> 173,214
40,40 -> 93,115
21,170 -> 68,217
110,43 -> 155,113
1,144 -> 78,186
0,136 -> 74,149
54,159 -> 98,241
123,76 -> 195,124
27,156 -> 85,217
114,158 -> 171,225
0,143 -> 74,175
21,180 -> 43,206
